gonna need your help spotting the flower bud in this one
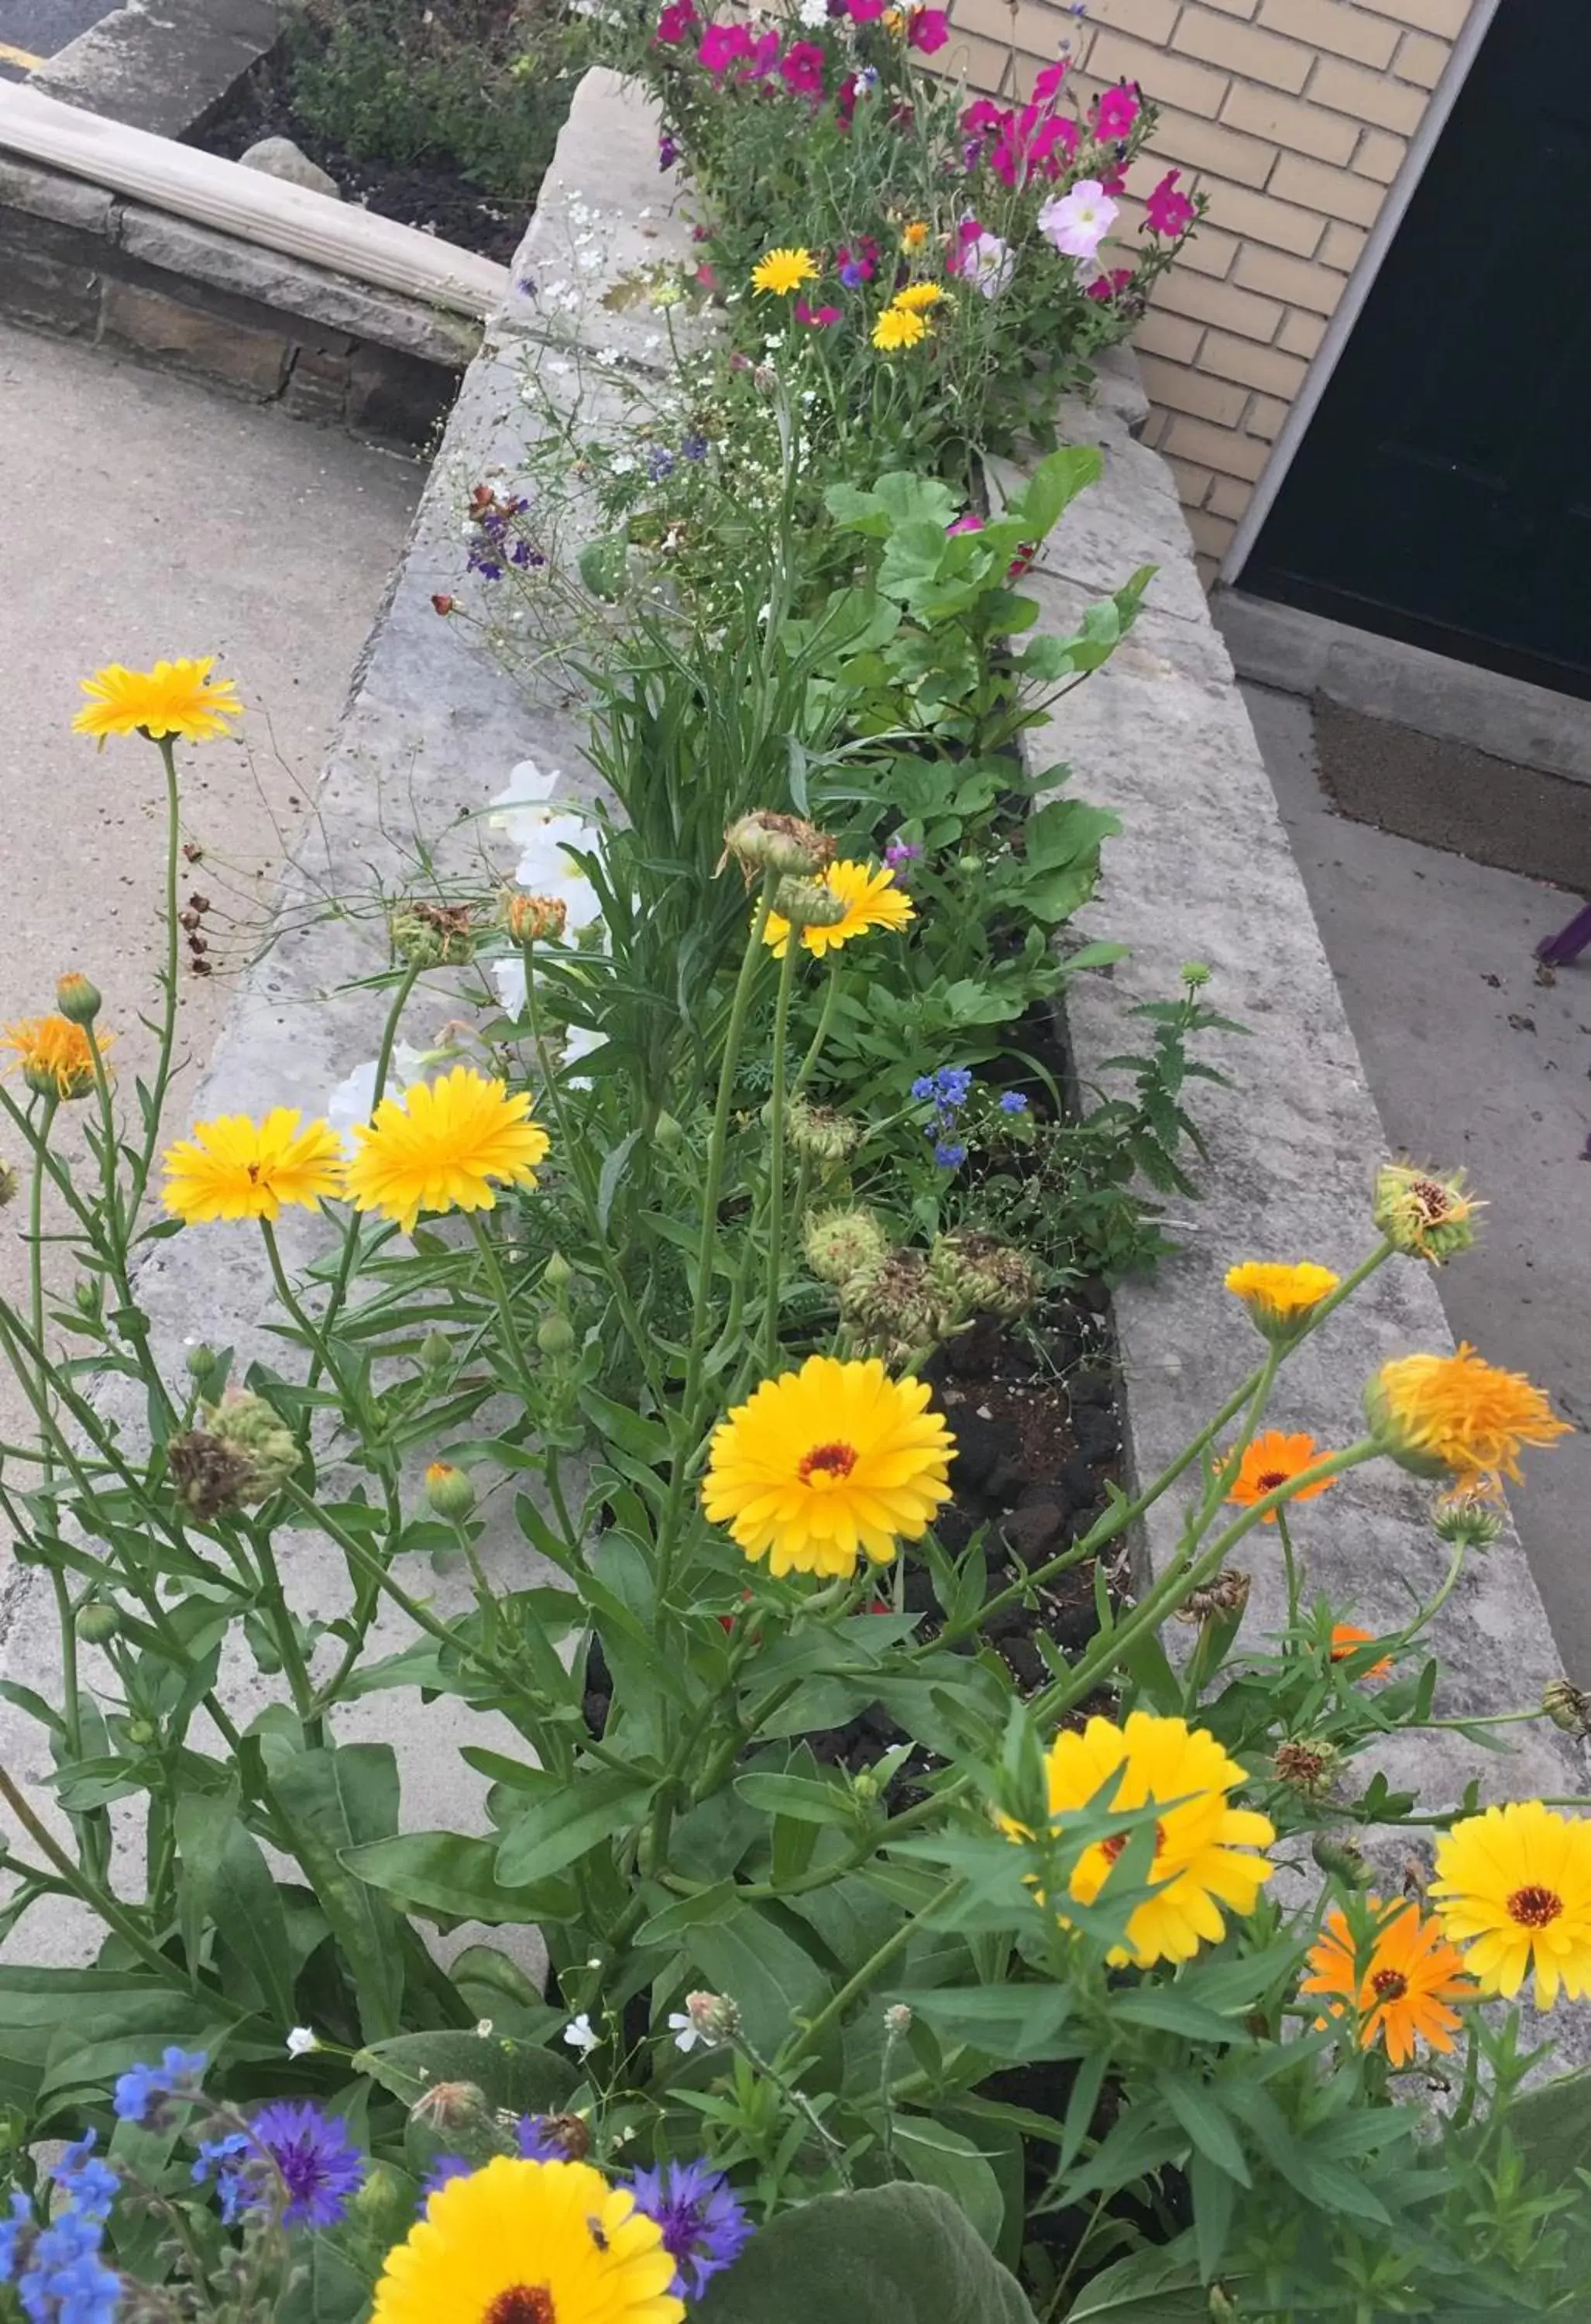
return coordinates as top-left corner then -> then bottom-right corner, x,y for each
410,2081 -> 489,2131
431,593 -> 455,616
1311,1832 -> 1370,1887
928,1229 -> 1040,1324
785,1097 -> 859,1166
168,1391 -> 300,1517
506,892 -> 568,944
424,1462 -> 476,1521
839,1250 -> 943,1367
723,812 -> 833,879
1173,1569 -> 1250,1624
1179,961 -> 1212,989
804,1206 -> 891,1287
771,875 -> 848,929
684,1990 -> 741,2045
419,1330 -> 452,1373
390,900 -> 476,968
534,2112 -> 592,2162
56,973 -> 101,1026
1430,1473 -> 1505,1549
125,1717 -> 158,1747
1542,1679 -> 1591,1738
185,1341 -> 222,1384
882,2002 -> 912,2037
537,1312 -> 577,1358
1373,1161 -> 1479,1263
542,1251 -> 575,1292
76,1600 -> 122,1645
1273,1737 -> 1340,1799
653,1109 -> 685,1150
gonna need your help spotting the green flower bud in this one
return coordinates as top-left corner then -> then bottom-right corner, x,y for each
536,1312 -> 576,1358
1179,961 -> 1212,989
542,1251 -> 575,1292
1311,1832 -> 1370,1887
185,1341 -> 221,1382
1373,1161 -> 1480,1263
424,1462 -> 476,1521
419,1331 -> 452,1373
390,900 -> 476,969
771,875 -> 848,929
653,1109 -> 685,1150
723,812 -> 832,878
169,1391 -> 300,1518
125,1717 -> 158,1748
804,1206 -> 891,1287
1430,1475 -> 1506,1549
1273,1736 -> 1340,1799
785,1097 -> 858,1166
76,1600 -> 122,1645
56,973 -> 101,1026
840,1250 -> 943,1367
927,1229 -> 1040,1324
1542,1679 -> 1591,1738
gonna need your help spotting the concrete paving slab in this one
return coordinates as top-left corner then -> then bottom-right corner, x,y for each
1245,682 -> 1591,1681
0,315 -> 421,1472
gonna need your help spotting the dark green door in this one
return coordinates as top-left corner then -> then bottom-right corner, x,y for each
1246,2 -> 1591,699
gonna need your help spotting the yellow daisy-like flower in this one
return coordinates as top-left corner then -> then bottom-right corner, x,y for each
343,1064 -> 550,1234
892,281 -> 947,312
1366,1343 -> 1570,1481
703,1353 -> 955,1579
762,859 -> 914,959
871,304 -> 929,351
751,246 -> 818,296
1431,1800 -> 1591,2009
74,657 -> 242,748
1,1014 -> 112,1101
161,1110 -> 345,1225
372,2155 -> 682,2324
900,220 -> 930,251
1224,1259 -> 1339,1343
1019,1712 -> 1274,1968
1301,1896 -> 1474,2067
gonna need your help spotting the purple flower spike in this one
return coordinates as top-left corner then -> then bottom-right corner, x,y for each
631,2160 -> 753,2299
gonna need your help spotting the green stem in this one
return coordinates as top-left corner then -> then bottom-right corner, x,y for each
792,957 -> 841,1096
0,1762 -> 204,1995
257,1216 -> 348,1401
762,935 -> 798,1375
125,736 -> 184,1224
469,1215 -> 532,1388
1277,1507 -> 1302,1635
781,1887 -> 951,2071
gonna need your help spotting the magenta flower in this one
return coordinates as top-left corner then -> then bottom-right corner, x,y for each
738,25 -> 782,77
1095,81 -> 1139,140
1144,167 -> 1196,238
1031,57 -> 1067,104
655,0 -> 697,43
698,20 -> 751,72
794,297 -> 841,326
960,96 -> 1005,139
780,38 -> 826,93
847,0 -> 886,21
837,236 -> 878,285
908,6 -> 950,51
947,513 -> 984,535
1085,265 -> 1135,302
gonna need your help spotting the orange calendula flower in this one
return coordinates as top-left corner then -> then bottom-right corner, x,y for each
1328,1623 -> 1393,1679
1224,1430 -> 1336,1521
1,1014 -> 112,1101
762,859 -> 913,959
1366,1344 -> 1569,1481
1431,1800 -> 1591,2009
1301,1896 -> 1474,2066
74,658 -> 242,748
900,220 -> 930,251
161,1110 -> 345,1224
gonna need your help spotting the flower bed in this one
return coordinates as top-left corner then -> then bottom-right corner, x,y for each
2,42 -> 1591,2324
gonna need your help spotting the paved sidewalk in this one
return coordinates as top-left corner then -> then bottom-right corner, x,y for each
0,318 -> 421,1459
1246,683 -> 1591,1683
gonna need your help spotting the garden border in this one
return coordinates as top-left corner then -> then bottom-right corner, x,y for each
3,71 -> 1586,2056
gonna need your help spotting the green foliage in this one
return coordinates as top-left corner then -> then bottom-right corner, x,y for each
694,2184 -> 1036,2321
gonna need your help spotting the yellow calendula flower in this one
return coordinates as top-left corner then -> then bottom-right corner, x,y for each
343,1065 -> 549,1235
703,1353 -> 955,1579
892,280 -> 946,312
1431,1801 -> 1591,2009
161,1111 -> 345,1225
762,859 -> 913,958
1015,1712 -> 1274,1968
871,304 -> 929,352
750,246 -> 818,296
372,2155 -> 682,2324
74,658 -> 242,748
1301,1897 -> 1474,2066
1224,1259 -> 1339,1344
1366,1344 -> 1569,1481
1,1015 -> 112,1102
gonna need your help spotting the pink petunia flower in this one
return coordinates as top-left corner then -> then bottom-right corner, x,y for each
949,225 -> 1014,297
1031,58 -> 1067,104
780,38 -> 826,93
1144,167 -> 1197,238
960,96 -> 1005,139
908,6 -> 950,51
847,0 -> 886,19
1095,81 -> 1139,140
1098,162 -> 1127,196
794,297 -> 842,326
655,0 -> 697,40
947,513 -> 985,534
697,20 -> 750,71
1037,179 -> 1118,261
738,26 -> 782,77
1085,266 -> 1136,301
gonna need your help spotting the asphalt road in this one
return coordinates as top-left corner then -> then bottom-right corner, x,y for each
0,0 -> 108,79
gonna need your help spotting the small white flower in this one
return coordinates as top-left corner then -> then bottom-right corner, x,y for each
668,2010 -> 701,2054
475,2018 -> 494,2038
586,1955 -> 603,1969
798,0 -> 826,25
285,2027 -> 319,2058
564,2013 -> 600,2056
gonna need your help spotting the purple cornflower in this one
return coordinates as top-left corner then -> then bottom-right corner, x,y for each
647,445 -> 676,482
249,2102 -> 365,2230
884,839 -> 922,868
681,431 -> 710,462
517,274 -> 538,298
112,2048 -> 206,2125
419,2155 -> 473,2209
631,2161 -> 752,2300
998,1091 -> 1029,1115
515,2116 -> 566,2161
933,1140 -> 967,1169
658,131 -> 681,170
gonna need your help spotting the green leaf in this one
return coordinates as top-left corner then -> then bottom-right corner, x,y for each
1062,2246 -> 1212,2320
493,1769 -> 657,1887
692,2184 -> 1034,2322
342,1833 -> 575,1927
1012,445 -> 1102,540
175,1787 -> 299,2026
353,2030 -> 576,2116
273,1744 -> 406,2040
685,1909 -> 830,2058
734,1772 -> 854,1827
578,535 -> 628,600
892,2118 -> 1005,2250
1155,2073 -> 1250,2185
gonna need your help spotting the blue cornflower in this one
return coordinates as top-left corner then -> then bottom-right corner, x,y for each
680,432 -> 709,462
838,260 -> 867,288
998,1091 -> 1029,1115
249,2102 -> 365,2230
933,1140 -> 967,1169
112,2047 -> 206,2125
191,2133 -> 252,2226
514,2116 -> 567,2161
647,445 -> 676,483
631,2160 -> 752,2300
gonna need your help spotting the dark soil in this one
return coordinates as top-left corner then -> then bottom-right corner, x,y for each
194,66 -> 528,265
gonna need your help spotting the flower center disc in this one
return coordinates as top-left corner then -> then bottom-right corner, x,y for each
1369,1968 -> 1407,2001
1411,1178 -> 1452,1221
1101,1821 -> 1164,1865
1255,1470 -> 1287,1494
1507,1883 -> 1563,1929
799,1439 -> 858,1488
485,2291 -> 555,2324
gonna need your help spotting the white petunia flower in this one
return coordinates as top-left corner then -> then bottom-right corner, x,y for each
327,1042 -> 428,1157
960,229 -> 1015,300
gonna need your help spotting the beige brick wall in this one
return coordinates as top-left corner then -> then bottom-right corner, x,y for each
946,0 -> 1477,576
